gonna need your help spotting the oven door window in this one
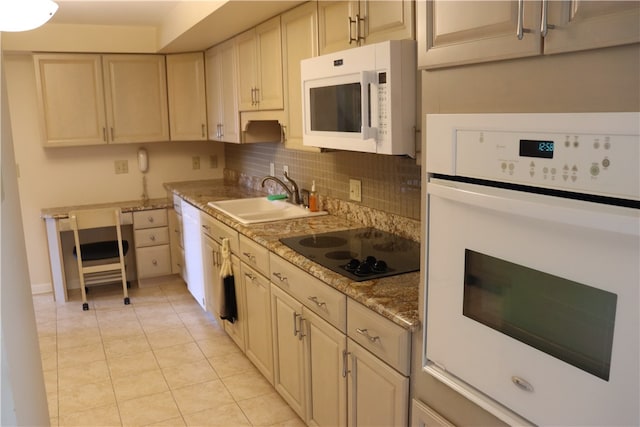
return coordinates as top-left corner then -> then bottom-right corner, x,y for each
463,249 -> 617,381
309,83 -> 361,133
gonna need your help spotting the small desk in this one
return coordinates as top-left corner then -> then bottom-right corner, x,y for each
41,198 -> 171,302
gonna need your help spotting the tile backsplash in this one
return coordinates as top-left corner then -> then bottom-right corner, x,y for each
225,142 -> 422,220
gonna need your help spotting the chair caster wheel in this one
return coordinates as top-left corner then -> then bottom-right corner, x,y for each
124,297 -> 130,305
82,303 -> 89,311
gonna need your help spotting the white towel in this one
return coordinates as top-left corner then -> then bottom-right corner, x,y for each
219,238 -> 233,278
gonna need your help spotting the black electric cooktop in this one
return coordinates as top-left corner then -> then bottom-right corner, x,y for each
280,227 -> 420,282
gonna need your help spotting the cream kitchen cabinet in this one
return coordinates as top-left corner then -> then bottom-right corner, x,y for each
346,299 -> 410,427
205,40 -> 241,143
417,0 -> 640,69
166,52 -> 207,141
102,54 -> 170,143
318,0 -> 415,54
33,54 -> 108,147
347,338 -> 409,427
241,262 -> 274,384
270,254 -> 348,426
411,399 -> 455,427
281,2 -> 321,152
133,209 -> 172,280
271,283 -> 307,418
236,16 -> 284,111
34,53 -> 170,146
200,211 -> 240,315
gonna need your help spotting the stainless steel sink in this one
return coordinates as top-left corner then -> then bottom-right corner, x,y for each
208,197 -> 327,224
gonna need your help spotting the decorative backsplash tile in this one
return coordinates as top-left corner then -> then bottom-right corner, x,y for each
225,143 -> 422,221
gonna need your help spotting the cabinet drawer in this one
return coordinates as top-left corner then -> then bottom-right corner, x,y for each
201,212 -> 239,253
136,244 -> 172,278
347,299 -> 410,375
134,227 -> 170,248
239,235 -> 269,277
270,254 -> 346,332
133,209 -> 168,229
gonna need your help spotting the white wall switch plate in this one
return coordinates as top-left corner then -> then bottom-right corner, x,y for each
283,165 -> 289,176
114,160 -> 128,174
270,162 -> 275,176
349,179 -> 362,202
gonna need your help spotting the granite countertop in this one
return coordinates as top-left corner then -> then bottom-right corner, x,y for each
41,198 -> 172,219
165,179 -> 420,331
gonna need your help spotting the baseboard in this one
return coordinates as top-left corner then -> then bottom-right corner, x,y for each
31,282 -> 53,295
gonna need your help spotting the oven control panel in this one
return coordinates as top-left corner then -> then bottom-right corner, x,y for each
455,129 -> 639,200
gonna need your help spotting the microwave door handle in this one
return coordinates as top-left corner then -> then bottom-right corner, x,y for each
361,71 -> 378,142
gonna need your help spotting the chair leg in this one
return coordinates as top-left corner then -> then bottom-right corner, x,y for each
79,275 -> 89,311
124,297 -> 130,305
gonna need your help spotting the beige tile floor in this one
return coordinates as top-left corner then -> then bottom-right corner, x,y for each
32,276 -> 305,427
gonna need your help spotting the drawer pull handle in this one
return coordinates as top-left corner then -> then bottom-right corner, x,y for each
202,224 -> 210,232
246,272 -> 256,281
242,252 -> 256,262
152,259 -> 158,266
356,328 -> 380,343
307,296 -> 327,308
298,317 -> 306,341
148,216 -> 154,223
149,235 -> 156,241
273,272 -> 288,283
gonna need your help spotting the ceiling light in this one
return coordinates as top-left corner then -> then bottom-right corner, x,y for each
0,0 -> 59,32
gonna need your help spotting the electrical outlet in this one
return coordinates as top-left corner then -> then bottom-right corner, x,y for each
192,156 -> 200,170
349,179 -> 362,202
270,162 -> 275,176
114,160 -> 128,174
283,165 -> 289,176
209,155 -> 218,169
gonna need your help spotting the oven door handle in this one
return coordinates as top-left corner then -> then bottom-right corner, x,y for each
427,180 -> 639,236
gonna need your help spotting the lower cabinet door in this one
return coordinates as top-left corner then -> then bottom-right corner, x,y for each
223,256 -> 245,351
243,263 -> 274,384
305,308 -> 347,427
347,339 -> 409,427
136,244 -> 171,279
271,284 -> 306,419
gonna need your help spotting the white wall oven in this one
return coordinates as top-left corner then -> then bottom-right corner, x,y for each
423,113 -> 639,426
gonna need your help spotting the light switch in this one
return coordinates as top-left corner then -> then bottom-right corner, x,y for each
349,179 -> 362,202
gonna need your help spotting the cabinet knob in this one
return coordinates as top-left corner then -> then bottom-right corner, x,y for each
152,259 -> 158,266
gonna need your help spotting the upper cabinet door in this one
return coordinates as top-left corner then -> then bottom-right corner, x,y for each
256,16 -> 284,110
417,0 -> 542,69
166,52 -> 207,141
318,1 -> 357,54
281,1 -> 320,152
319,0 -> 415,55
236,16 -> 284,111
359,0 -> 415,45
33,54 -> 108,147
418,0 -> 640,69
206,41 -> 241,143
544,0 -> 640,54
102,55 -> 170,143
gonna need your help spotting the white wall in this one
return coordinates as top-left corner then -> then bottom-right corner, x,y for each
1,36 -> 50,426
4,53 -> 226,293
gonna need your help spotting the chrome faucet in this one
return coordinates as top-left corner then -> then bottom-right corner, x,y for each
261,171 -> 302,205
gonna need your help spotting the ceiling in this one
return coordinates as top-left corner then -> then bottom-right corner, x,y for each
28,0 -> 305,52
49,1 -> 183,27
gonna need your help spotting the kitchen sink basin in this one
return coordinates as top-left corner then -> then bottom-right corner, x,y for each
208,197 -> 327,224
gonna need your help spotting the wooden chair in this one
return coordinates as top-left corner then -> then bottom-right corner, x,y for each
69,207 -> 130,310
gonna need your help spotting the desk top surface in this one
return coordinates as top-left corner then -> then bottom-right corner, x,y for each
41,198 -> 171,220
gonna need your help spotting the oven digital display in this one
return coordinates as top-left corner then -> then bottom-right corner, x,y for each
520,139 -> 554,159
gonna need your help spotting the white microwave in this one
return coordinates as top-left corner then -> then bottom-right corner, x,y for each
301,40 -> 416,157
